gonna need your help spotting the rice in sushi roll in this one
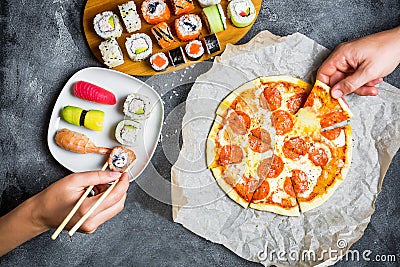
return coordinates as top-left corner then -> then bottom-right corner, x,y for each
227,0 -> 256,28
168,47 -> 187,67
125,33 -> 152,62
141,0 -> 170,25
197,0 -> 221,7
150,52 -> 169,72
93,11 -> 122,39
202,4 -> 226,34
202,33 -> 221,54
118,1 -> 141,33
99,38 -> 124,68
108,146 -> 136,172
115,120 -> 141,146
123,93 -> 152,120
174,14 -> 202,42
151,22 -> 177,49
171,0 -> 194,16
185,40 -> 204,60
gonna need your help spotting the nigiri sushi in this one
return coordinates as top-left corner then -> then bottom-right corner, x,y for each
141,0 -> 170,25
55,128 -> 111,154
61,106 -> 104,132
73,81 -> 117,105
108,146 -> 136,172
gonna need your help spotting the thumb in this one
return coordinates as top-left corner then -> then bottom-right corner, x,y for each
69,171 -> 122,187
331,66 -> 374,98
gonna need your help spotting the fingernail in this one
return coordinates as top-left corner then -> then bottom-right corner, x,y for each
109,172 -> 122,178
332,89 -> 343,99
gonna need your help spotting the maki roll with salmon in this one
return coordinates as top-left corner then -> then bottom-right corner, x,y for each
227,0 -> 256,28
108,146 -> 136,172
150,52 -> 169,71
125,33 -> 153,61
118,1 -> 141,33
115,120 -> 141,146
123,93 -> 152,120
185,40 -> 204,60
141,0 -> 170,25
197,0 -> 221,7
151,22 -> 176,49
171,0 -> 194,16
168,46 -> 187,67
174,14 -> 202,42
202,4 -> 226,34
93,11 -> 122,39
61,106 -> 104,132
99,38 -> 124,68
202,33 -> 221,54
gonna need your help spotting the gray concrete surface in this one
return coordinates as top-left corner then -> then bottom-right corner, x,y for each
1,0 -> 399,266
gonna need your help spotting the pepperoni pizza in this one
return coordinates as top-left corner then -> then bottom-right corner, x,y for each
206,76 -> 353,216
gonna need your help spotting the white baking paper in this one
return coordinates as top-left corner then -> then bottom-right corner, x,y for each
171,30 -> 400,266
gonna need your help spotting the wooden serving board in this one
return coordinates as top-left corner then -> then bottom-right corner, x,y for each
83,0 -> 261,76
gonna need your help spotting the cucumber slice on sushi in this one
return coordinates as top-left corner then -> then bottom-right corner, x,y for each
115,120 -> 141,146
123,94 -> 152,120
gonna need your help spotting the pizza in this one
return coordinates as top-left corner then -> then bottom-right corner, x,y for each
206,76 -> 353,216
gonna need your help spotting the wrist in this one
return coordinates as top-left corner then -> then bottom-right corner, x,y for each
24,195 -> 51,234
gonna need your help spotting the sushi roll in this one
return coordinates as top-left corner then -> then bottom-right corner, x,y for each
227,0 -> 256,28
202,33 -> 221,54
99,38 -> 124,68
184,40 -> 204,60
141,0 -> 170,25
151,22 -> 177,49
150,52 -> 169,72
168,47 -> 187,67
125,33 -> 153,62
174,14 -> 202,42
61,106 -> 104,132
108,146 -> 136,172
118,1 -> 141,33
197,0 -> 221,7
123,93 -> 152,120
93,11 -> 122,39
171,0 -> 194,16
74,81 -> 116,105
202,4 -> 226,34
115,120 -> 141,146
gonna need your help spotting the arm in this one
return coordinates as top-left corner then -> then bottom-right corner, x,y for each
317,26 -> 400,98
0,171 -> 129,256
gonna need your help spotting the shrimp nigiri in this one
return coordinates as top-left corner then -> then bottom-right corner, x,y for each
55,128 -> 111,155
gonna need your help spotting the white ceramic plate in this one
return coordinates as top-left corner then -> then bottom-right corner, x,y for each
47,67 -> 164,181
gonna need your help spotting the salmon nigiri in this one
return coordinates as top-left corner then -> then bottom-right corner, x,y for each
73,81 -> 116,105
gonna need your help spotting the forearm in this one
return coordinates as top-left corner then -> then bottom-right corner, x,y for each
0,196 -> 49,256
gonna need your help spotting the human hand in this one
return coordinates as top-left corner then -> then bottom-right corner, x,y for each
30,171 -> 130,234
317,27 -> 400,98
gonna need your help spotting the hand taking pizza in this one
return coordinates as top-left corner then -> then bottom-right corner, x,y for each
317,26 -> 400,99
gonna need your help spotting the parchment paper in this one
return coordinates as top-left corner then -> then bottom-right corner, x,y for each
171,31 -> 400,266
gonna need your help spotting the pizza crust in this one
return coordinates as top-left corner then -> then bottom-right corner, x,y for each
206,115 -> 223,169
249,202 -> 300,216
211,167 -> 250,208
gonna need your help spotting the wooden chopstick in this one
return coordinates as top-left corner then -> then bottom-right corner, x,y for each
51,162 -> 108,240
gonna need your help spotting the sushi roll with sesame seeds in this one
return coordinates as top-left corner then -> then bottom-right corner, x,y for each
99,38 -> 124,68
141,0 -> 170,25
168,47 -> 186,67
118,1 -> 141,33
150,52 -> 169,72
123,93 -> 152,120
93,11 -> 122,39
125,33 -> 153,62
174,14 -> 202,42
185,40 -> 204,60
